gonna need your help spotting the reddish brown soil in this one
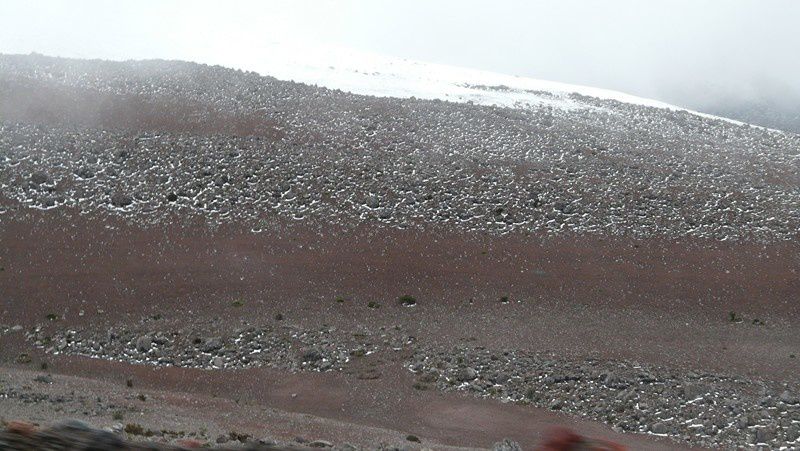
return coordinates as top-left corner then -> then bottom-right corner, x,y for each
1,206 -> 798,448
2,207 -> 798,378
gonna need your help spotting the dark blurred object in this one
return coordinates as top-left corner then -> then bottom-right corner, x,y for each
0,419 -> 305,451
538,427 -> 626,451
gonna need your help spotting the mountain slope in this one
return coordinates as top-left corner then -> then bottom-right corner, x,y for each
2,54 -> 800,450
1,54 -> 798,241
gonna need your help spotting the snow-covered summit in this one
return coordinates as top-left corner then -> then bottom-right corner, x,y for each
205,43 -> 720,118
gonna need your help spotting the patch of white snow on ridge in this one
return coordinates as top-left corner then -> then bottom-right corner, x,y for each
211,43 -> 667,111
197,42 -> 755,126
61,39 -> 757,129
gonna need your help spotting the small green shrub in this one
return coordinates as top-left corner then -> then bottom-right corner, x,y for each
398,295 -> 417,307
124,423 -> 153,436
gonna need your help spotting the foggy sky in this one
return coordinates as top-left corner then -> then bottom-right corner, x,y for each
1,0 -> 799,108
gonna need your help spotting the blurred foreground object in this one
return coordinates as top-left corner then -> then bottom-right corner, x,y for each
538,427 -> 626,451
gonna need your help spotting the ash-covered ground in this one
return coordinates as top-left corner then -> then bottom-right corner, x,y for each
1,54 -> 799,450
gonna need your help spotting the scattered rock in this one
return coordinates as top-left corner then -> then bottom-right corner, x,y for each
754,427 -> 775,444
683,383 -> 708,400
33,374 -> 53,384
779,390 -> 798,405
75,167 -> 95,179
457,367 -> 478,381
200,337 -> 223,353
651,422 -> 669,434
29,172 -> 50,185
301,348 -> 323,362
492,438 -> 522,451
110,193 -> 133,207
135,336 -> 152,352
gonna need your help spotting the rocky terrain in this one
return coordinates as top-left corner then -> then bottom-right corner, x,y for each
9,314 -> 799,449
1,54 -> 799,450
1,54 -> 798,241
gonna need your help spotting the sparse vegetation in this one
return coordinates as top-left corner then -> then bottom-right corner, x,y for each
350,348 -> 366,358
228,431 -> 251,443
729,312 -> 766,326
398,295 -> 417,307
112,411 -> 124,421
367,301 -> 381,309
417,372 -> 438,383
230,299 -> 244,307
124,423 -> 153,437
15,353 -> 31,364
412,382 -> 430,391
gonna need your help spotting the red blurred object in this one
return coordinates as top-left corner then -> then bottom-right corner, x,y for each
5,420 -> 37,437
177,438 -> 205,448
539,427 -> 626,451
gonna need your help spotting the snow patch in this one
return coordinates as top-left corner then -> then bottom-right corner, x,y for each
201,43 -> 754,125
